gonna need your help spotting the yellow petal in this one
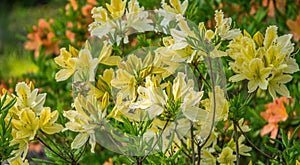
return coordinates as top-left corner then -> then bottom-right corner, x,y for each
55,68 -> 75,82
248,80 -> 259,93
215,10 -> 223,27
71,133 -> 89,149
69,45 -> 79,57
253,31 -> 264,47
101,92 -> 110,110
41,123 -> 64,134
39,107 -> 52,126
102,56 -> 122,66
229,74 -> 246,82
264,25 -> 278,48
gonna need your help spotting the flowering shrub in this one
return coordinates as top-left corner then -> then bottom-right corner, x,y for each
1,0 -> 300,165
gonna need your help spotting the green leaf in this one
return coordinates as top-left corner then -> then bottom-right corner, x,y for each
264,144 -> 280,153
281,128 -> 289,148
31,158 -> 56,164
288,125 -> 300,146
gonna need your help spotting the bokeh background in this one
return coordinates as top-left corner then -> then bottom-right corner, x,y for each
0,0 -> 66,78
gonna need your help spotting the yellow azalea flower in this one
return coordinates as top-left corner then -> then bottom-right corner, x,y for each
106,0 -> 126,19
227,135 -> 252,156
111,67 -> 136,100
156,0 -> 188,28
131,72 -> 207,121
201,149 -> 217,165
107,92 -> 144,121
126,0 -> 153,32
74,48 -> 98,82
227,26 -> 298,98
111,53 -> 166,100
202,86 -> 228,122
64,109 -> 95,152
265,45 -> 286,68
8,136 -> 29,162
268,71 -> 293,99
217,147 -> 236,165
15,82 -> 46,115
230,58 -> 272,93
91,7 -> 109,24
8,156 -> 29,165
175,14 -> 194,37
54,47 -> 77,82
130,77 -> 168,119
228,118 -> 251,132
98,41 -> 121,66
39,107 -> 63,134
11,108 -> 39,140
88,68 -> 114,100
214,10 -> 240,40
161,0 -> 188,15
63,94 -> 107,152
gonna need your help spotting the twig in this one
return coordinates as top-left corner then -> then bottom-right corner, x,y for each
140,120 -> 169,163
234,120 -> 275,160
198,53 -> 217,152
173,142 -> 192,160
190,121 -> 196,165
37,137 -> 68,162
197,142 -> 201,165
191,63 -> 211,89
233,123 -> 239,165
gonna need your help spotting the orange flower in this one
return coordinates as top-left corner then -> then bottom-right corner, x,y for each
260,97 -> 291,139
24,19 -> 60,57
66,30 -> 76,43
251,0 -> 286,17
67,21 -> 73,28
103,158 -> 113,165
286,15 -> 300,42
81,4 -> 93,17
70,0 -> 78,11
87,0 -> 98,5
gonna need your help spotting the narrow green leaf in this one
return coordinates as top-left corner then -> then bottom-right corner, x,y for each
281,128 -> 288,148
31,158 -> 56,164
289,125 -> 300,146
264,144 -> 280,153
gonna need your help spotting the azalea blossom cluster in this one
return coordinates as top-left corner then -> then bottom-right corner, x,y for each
52,0 -> 258,163
228,27 -> 299,99
1,82 -> 63,164
24,19 -> 60,57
